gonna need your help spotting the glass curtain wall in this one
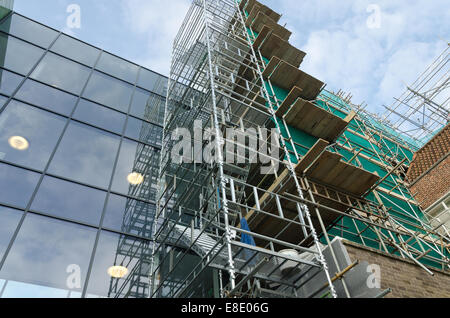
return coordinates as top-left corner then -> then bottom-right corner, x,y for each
0,11 -> 168,298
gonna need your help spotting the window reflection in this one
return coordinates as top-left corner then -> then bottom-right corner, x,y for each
48,122 -> 120,189
50,34 -> 100,67
0,163 -> 40,208
103,194 -> 155,238
125,117 -> 163,146
0,100 -> 67,170
83,71 -> 133,113
0,206 -> 23,261
0,95 -> 7,107
111,139 -> 159,201
31,176 -> 107,225
31,52 -> 91,95
96,52 -> 139,84
130,90 -> 166,124
73,99 -> 126,134
15,79 -> 78,116
129,88 -> 151,120
0,14 -> 58,48
0,33 -> 45,75
137,69 -> 167,96
0,68 -> 23,96
0,214 -> 97,298
85,231 -> 152,298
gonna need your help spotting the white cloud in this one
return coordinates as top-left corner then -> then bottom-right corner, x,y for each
118,0 -> 448,116
260,0 -> 449,114
121,0 -> 190,75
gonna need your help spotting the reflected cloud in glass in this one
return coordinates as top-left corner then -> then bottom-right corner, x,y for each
31,52 -> 91,95
0,68 -> 23,96
83,71 -> 133,113
0,163 -> 40,208
0,33 -> 45,75
96,52 -> 138,84
31,176 -> 107,225
50,34 -> 100,68
15,79 -> 78,116
73,99 -> 126,135
48,122 -> 120,189
0,206 -> 23,261
0,214 -> 97,298
0,100 -> 67,170
0,14 -> 58,48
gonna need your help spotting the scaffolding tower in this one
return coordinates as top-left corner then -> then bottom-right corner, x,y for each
149,0 -> 450,299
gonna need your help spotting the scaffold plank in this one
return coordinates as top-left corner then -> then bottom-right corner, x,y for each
245,0 -> 281,24
248,12 -> 291,40
283,98 -> 351,142
264,57 -> 325,100
253,25 -> 306,67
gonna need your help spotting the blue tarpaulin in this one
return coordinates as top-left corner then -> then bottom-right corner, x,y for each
240,218 -> 256,247
240,218 -> 257,266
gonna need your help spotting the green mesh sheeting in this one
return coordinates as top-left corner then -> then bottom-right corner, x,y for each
240,10 -> 447,270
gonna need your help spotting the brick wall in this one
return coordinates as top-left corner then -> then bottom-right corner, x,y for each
410,156 -> 450,210
407,124 -> 450,182
343,240 -> 450,298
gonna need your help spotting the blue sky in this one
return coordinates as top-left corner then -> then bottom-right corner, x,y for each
13,0 -> 449,114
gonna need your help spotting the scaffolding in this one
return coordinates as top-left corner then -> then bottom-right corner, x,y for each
148,0 -> 450,299
382,43 -> 449,150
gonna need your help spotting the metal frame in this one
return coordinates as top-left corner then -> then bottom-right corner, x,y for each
149,0 -> 449,299
382,44 -> 449,149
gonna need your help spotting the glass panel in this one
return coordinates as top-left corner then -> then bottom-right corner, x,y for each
0,14 -> 58,48
85,231 -> 151,298
129,88 -> 150,120
73,99 -> 126,134
0,163 -> 40,208
143,94 -> 165,123
0,95 -> 7,107
0,214 -> 97,298
111,139 -> 159,200
31,176 -> 107,225
0,68 -> 22,96
125,117 -> 162,146
50,34 -> 100,67
31,52 -> 91,95
137,68 -> 166,95
15,79 -> 78,116
48,122 -> 120,189
0,100 -> 67,170
0,33 -> 45,75
83,71 -> 133,113
103,194 -> 155,238
96,52 -> 138,84
0,206 -> 23,261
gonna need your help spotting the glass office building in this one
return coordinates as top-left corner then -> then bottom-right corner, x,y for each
0,11 -> 168,298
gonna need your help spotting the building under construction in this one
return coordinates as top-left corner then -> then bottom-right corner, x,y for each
148,0 -> 450,298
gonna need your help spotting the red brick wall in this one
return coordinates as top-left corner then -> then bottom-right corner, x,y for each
407,124 -> 450,182
343,240 -> 450,298
410,156 -> 450,210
